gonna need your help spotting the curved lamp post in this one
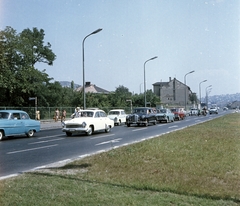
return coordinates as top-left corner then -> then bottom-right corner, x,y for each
82,28 -> 102,109
144,56 -> 158,107
199,80 -> 207,108
184,70 -> 195,110
205,85 -> 212,109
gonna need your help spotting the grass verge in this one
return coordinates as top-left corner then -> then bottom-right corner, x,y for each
0,113 -> 240,205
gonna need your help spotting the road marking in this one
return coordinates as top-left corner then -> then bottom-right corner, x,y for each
90,134 -> 115,139
29,138 -> 64,145
7,144 -> 58,154
38,134 -> 65,139
95,138 -> 122,146
132,128 -> 147,131
168,125 -> 178,128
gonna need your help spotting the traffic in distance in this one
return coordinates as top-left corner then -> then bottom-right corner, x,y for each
0,105 -> 225,140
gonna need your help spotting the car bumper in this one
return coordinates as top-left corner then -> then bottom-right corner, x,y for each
62,127 -> 89,134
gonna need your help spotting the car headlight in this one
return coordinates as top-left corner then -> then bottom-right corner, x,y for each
82,121 -> 87,128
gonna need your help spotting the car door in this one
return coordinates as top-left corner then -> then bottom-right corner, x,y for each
94,111 -> 105,131
9,112 -> 25,135
120,111 -> 127,123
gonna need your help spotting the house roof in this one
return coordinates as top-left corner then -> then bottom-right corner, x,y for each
76,82 -> 110,94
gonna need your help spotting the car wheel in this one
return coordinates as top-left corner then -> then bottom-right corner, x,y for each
0,131 -> 4,141
145,120 -> 148,127
27,130 -> 34,137
86,126 -> 93,136
127,123 -> 130,127
66,132 -> 72,136
105,125 -> 111,133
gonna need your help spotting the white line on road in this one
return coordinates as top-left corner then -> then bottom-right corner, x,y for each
168,125 -> 178,128
90,134 -> 115,139
29,138 -> 64,145
7,144 -> 58,154
132,128 -> 148,131
95,138 -> 122,146
38,134 -> 65,139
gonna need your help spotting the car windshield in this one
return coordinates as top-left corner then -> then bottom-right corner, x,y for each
160,109 -> 167,113
80,111 -> 94,117
109,111 -> 120,115
134,109 -> 146,114
0,112 -> 10,119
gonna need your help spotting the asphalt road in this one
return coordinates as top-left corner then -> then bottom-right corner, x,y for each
0,110 -> 231,179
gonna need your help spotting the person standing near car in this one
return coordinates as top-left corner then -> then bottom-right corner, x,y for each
61,109 -> 66,122
55,108 -> 59,122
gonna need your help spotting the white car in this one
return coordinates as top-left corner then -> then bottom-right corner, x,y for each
190,108 -> 198,116
107,109 -> 127,126
62,109 -> 114,136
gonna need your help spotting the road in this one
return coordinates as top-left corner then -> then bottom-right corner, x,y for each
0,110 -> 231,179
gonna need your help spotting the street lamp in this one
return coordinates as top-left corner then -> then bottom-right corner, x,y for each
199,80 -> 207,108
184,70 -> 195,110
82,28 -> 102,109
144,56 -> 158,107
205,85 -> 212,109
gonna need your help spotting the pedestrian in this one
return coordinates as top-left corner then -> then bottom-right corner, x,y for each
55,108 -> 59,122
61,109 -> 66,122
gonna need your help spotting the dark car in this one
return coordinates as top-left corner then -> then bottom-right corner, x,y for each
126,107 -> 157,127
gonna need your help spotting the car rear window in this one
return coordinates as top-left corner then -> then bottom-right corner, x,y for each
0,112 -> 10,119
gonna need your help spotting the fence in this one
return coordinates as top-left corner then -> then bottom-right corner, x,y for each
0,106 -> 133,120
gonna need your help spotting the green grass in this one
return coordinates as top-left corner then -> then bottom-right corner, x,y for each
0,113 -> 240,205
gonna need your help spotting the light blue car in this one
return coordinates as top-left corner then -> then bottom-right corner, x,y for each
155,108 -> 175,123
0,110 -> 40,140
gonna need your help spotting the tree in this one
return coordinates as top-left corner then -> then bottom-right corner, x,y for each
18,27 -> 56,66
0,27 -> 56,106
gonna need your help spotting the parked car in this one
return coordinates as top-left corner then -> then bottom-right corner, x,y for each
190,108 -> 199,116
209,107 -> 218,114
155,108 -> 175,123
126,107 -> 157,127
62,109 -> 114,136
170,108 -> 185,120
107,109 -> 127,126
0,110 -> 40,140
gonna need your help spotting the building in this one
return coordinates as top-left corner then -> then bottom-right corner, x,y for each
152,77 -> 194,107
76,82 -> 110,94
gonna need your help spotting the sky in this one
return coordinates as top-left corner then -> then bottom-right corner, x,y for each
0,0 -> 239,96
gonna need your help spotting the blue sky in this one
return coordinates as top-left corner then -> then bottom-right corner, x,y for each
1,0 -> 239,96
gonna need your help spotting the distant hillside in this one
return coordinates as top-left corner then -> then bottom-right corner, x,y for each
59,81 -> 80,89
208,93 -> 240,107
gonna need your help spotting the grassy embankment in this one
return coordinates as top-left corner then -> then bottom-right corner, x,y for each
0,113 -> 239,205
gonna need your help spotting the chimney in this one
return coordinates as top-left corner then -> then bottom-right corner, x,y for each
169,77 -> 171,82
85,82 -> 91,86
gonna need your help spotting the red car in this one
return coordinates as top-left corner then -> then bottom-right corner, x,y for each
170,108 -> 185,120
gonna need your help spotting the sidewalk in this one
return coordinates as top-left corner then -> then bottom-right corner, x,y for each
40,119 -> 63,130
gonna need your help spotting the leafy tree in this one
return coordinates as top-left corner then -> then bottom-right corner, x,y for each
0,27 -> 56,106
